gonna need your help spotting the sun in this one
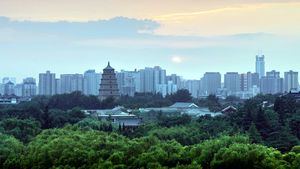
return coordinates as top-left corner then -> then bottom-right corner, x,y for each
171,56 -> 183,63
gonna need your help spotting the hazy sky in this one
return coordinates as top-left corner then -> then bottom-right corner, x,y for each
0,0 -> 300,82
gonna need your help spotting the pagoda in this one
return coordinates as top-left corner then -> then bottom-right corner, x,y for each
99,62 -> 120,100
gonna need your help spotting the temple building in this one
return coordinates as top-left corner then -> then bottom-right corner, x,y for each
99,62 -> 120,100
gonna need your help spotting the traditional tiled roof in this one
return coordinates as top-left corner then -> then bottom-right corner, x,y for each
169,102 -> 199,108
222,106 -> 237,113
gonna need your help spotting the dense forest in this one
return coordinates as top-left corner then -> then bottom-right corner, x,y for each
0,90 -> 299,169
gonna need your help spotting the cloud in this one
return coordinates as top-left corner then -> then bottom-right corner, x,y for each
152,2 -> 300,36
1,16 -> 297,51
0,16 -> 160,41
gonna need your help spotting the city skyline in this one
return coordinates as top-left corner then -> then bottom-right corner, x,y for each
1,60 -> 299,99
0,59 -> 299,84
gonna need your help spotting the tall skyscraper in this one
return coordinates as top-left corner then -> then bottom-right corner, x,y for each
83,70 -> 101,96
167,81 -> 178,95
166,74 -> 182,89
117,70 -> 138,96
60,74 -> 73,94
154,66 -> 166,88
22,77 -> 37,97
139,66 -> 166,93
60,74 -> 84,94
183,80 -> 200,98
256,54 -> 265,78
39,71 -> 56,95
139,68 -> 154,93
99,62 -> 120,100
240,72 -> 260,92
284,71 -> 299,92
260,70 -> 283,94
14,84 -> 23,97
55,79 -> 61,95
2,77 -> 16,84
70,74 -> 84,92
156,81 -> 177,97
224,72 -> 240,95
201,72 -> 221,95
0,83 -> 4,95
4,81 -> 15,95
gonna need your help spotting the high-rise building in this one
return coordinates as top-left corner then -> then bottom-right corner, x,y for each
1,78 -> 16,95
166,74 -> 182,89
267,70 -> 280,78
240,72 -> 260,92
256,55 -> 265,78
156,81 -> 177,97
154,66 -> 166,88
14,84 -> 23,97
55,79 -> 61,95
139,66 -> 166,93
39,71 -> 56,95
2,77 -> 16,84
4,81 -> 15,95
117,70 -> 138,96
133,71 -> 142,93
60,74 -> 84,94
139,68 -> 154,93
167,81 -> 178,95
183,80 -> 200,98
22,77 -> 37,97
0,83 -> 4,95
83,70 -> 101,95
70,74 -> 84,92
224,72 -> 240,95
60,74 -> 72,93
260,70 -> 283,94
99,62 -> 120,100
284,71 -> 299,92
201,72 -> 221,95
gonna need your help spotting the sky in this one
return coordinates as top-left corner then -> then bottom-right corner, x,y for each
0,0 -> 300,82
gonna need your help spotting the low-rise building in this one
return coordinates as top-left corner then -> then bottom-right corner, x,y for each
141,102 -> 222,117
83,107 -> 142,127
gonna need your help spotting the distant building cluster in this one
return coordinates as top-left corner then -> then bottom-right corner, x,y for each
0,54 -> 299,101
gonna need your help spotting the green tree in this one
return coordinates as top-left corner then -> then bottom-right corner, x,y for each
206,95 -> 222,112
22,128 -> 129,169
101,96 -> 117,109
266,125 -> 300,152
248,122 -> 262,144
274,95 -> 296,124
189,135 -> 250,169
289,110 -> 300,139
167,89 -> 193,103
0,133 -> 24,169
210,143 -> 289,169
158,114 -> 192,127
48,91 -> 101,110
0,118 -> 41,143
255,107 -> 270,139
